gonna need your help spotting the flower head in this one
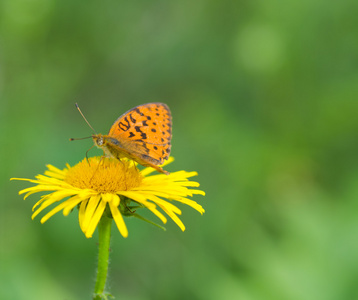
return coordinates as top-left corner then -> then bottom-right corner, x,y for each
11,157 -> 205,238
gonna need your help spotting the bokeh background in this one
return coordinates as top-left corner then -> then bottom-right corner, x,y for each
2,0 -> 358,299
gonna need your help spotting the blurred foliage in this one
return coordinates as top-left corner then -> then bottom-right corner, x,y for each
2,0 -> 358,299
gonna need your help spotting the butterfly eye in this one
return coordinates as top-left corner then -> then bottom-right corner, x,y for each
97,137 -> 104,146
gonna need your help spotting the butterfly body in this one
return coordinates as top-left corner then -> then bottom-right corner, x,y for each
92,103 -> 172,175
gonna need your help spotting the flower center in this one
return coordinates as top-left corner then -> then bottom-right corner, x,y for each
64,157 -> 143,192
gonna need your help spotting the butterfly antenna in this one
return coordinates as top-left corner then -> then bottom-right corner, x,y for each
75,103 -> 98,134
69,136 -> 92,141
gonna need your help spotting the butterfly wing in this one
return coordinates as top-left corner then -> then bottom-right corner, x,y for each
108,103 -> 172,165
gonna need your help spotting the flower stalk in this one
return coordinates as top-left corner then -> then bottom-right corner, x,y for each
93,214 -> 112,300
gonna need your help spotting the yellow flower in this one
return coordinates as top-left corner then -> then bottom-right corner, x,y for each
11,157 -> 205,238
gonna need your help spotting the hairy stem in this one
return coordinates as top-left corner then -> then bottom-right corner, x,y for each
93,215 -> 112,300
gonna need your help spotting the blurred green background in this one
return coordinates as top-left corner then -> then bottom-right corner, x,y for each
2,0 -> 358,299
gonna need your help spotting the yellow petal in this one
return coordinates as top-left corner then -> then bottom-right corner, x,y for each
85,199 -> 107,238
43,171 -> 66,180
78,198 -> 89,231
140,192 -> 182,215
46,164 -> 68,175
117,191 -> 156,209
10,177 -> 39,183
109,201 -> 128,238
31,189 -> 78,220
145,205 -> 167,224
32,194 -> 50,211
19,185 -> 63,196
102,193 -> 118,205
80,194 -> 101,232
159,205 -> 185,231
168,197 -> 205,214
110,194 -> 120,207
24,190 -> 44,201
39,194 -> 84,223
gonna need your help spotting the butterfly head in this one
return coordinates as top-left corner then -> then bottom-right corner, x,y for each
92,134 -> 106,148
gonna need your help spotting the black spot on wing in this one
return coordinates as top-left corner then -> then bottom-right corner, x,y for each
129,114 -> 136,123
138,140 -> 150,154
118,116 -> 130,131
135,108 -> 144,116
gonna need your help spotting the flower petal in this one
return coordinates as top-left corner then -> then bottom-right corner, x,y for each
31,189 -> 78,220
10,177 -> 39,184
43,171 -> 66,180
85,198 -> 107,238
118,191 -> 156,209
46,164 -> 67,174
32,194 -> 51,211
80,194 -> 101,233
141,193 -> 182,215
109,201 -> 128,238
19,185 -> 65,197
159,205 -> 185,231
35,174 -> 67,185
145,205 -> 167,224
168,197 -> 205,214
44,165 -> 68,179
40,194 -> 85,223
78,198 -> 89,231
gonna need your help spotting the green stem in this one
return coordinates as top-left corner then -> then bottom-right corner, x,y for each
131,212 -> 167,231
93,215 -> 112,300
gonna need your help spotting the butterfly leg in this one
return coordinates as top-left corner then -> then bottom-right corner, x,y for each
119,159 -> 129,191
143,161 -> 170,175
110,155 -> 130,190
89,155 -> 105,183
85,145 -> 96,166
122,196 -> 136,215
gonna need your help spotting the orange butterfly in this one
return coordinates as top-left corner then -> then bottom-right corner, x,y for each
73,103 -> 172,175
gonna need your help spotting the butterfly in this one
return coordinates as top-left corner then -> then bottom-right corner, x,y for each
73,103 -> 172,175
